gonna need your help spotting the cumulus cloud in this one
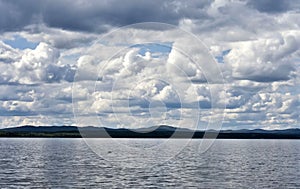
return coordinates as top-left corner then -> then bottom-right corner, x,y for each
0,0 -> 299,129
225,33 -> 299,82
72,39 -> 212,128
0,42 -> 76,84
0,41 -> 21,63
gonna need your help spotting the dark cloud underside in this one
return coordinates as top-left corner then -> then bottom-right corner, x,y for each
0,0 -> 212,33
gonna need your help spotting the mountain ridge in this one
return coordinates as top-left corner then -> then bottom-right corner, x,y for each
0,125 -> 299,139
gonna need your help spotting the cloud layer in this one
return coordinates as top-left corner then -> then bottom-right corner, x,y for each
0,0 -> 299,129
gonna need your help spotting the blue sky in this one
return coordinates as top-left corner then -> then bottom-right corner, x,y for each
4,36 -> 38,50
0,0 -> 299,130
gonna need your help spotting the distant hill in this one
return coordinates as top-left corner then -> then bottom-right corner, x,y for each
1,125 -> 79,133
0,125 -> 299,139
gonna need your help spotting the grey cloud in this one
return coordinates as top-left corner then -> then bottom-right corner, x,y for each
242,62 -> 294,83
0,0 -> 211,33
0,0 -> 299,129
44,64 -> 76,83
0,0 -> 44,32
0,110 -> 37,116
0,83 -> 75,117
246,0 -> 299,13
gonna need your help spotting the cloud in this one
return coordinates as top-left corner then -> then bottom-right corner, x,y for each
0,0 -> 299,129
72,40 -> 212,128
246,0 -> 300,13
0,0 -> 43,32
19,26 -> 97,49
0,0 -> 212,33
0,41 -> 20,63
0,42 -> 76,84
224,33 -> 299,82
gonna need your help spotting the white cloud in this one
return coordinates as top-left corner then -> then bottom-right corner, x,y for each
14,42 -> 60,83
0,0 -> 299,130
224,33 -> 299,82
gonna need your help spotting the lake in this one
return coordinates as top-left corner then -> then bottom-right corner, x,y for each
0,138 -> 299,188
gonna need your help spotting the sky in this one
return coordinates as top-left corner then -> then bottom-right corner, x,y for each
0,0 -> 299,130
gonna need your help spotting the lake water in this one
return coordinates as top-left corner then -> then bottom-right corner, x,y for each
0,138 -> 299,188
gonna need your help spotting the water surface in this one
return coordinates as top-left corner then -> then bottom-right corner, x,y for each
0,138 -> 299,188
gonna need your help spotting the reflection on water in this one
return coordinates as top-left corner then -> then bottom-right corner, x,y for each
0,138 -> 299,188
